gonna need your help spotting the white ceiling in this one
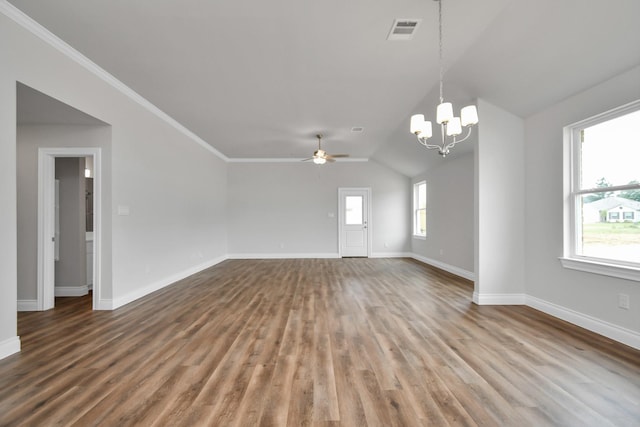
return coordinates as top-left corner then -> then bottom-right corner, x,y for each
9,0 -> 640,176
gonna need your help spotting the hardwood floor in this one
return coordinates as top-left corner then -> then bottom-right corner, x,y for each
1,258 -> 639,426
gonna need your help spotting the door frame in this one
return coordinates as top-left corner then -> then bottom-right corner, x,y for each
338,187 -> 372,258
38,147 -> 102,310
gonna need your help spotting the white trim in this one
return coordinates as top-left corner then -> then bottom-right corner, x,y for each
55,286 -> 89,297
96,298 -> 114,311
472,292 -> 526,305
111,256 -> 228,309
526,295 -> 640,350
228,157 -> 369,163
559,257 -> 640,282
38,148 -> 102,311
412,180 -> 427,237
37,151 -> 55,310
17,300 -> 39,311
370,252 -> 413,258
0,336 -> 21,361
410,253 -> 475,281
227,253 -> 340,260
563,99 -> 640,275
338,188 -> 372,258
0,1 -> 227,161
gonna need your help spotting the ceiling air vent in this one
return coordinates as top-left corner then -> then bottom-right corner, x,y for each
387,19 -> 422,41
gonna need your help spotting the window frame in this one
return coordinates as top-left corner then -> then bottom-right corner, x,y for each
413,180 -> 427,239
561,99 -> 640,282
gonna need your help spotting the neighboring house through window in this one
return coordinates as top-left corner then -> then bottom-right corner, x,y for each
562,101 -> 640,280
413,181 -> 426,237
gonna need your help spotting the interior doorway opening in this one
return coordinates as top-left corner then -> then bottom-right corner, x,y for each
16,82 -> 108,312
39,148 -> 102,310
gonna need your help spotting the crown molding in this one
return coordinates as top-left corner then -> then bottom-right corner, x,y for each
227,157 -> 369,163
0,1 -> 228,162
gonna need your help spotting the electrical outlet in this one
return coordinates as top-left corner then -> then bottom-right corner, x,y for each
618,293 -> 630,310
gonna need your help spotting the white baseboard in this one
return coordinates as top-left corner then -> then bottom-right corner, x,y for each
473,292 -> 526,305
111,256 -> 228,310
17,300 -> 39,311
370,252 -> 412,258
0,336 -> 21,360
526,295 -> 640,350
55,285 -> 89,297
95,299 -> 113,310
227,253 -> 340,259
410,253 -> 475,281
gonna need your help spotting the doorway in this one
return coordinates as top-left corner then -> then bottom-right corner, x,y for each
338,188 -> 371,257
38,148 -> 102,310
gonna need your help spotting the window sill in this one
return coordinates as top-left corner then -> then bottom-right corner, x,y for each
559,257 -> 640,282
412,235 -> 426,240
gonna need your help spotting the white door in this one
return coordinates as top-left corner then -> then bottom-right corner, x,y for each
339,188 -> 370,257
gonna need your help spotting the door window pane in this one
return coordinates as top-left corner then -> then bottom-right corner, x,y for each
345,196 -> 363,225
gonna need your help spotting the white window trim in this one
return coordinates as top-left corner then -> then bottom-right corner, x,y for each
562,99 -> 640,282
413,181 -> 427,238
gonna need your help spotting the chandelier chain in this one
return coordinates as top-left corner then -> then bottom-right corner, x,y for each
438,0 -> 443,104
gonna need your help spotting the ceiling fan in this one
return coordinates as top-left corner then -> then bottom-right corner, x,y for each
302,134 -> 349,165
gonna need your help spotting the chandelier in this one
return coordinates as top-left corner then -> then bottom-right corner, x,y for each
410,0 -> 478,157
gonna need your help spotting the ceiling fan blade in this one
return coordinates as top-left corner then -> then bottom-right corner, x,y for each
325,157 -> 336,163
329,154 -> 349,158
301,157 -> 314,162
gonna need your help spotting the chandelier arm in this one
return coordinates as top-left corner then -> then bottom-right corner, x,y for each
416,136 -> 444,151
442,127 -> 473,152
454,127 -> 474,144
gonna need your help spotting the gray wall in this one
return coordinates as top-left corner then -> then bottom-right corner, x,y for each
524,65 -> 640,334
227,161 -> 411,257
1,11 -> 228,357
54,157 -> 87,292
474,99 -> 526,301
17,125 -> 112,301
411,152 -> 475,277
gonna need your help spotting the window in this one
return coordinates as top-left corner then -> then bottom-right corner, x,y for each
345,196 -> 363,225
562,101 -> 640,281
413,181 -> 426,237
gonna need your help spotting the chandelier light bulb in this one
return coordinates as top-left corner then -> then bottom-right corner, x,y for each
436,102 -> 453,124
461,105 -> 479,126
421,120 -> 433,139
446,117 -> 462,136
410,114 -> 426,134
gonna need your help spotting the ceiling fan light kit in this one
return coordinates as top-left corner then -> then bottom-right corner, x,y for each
303,134 -> 349,165
410,0 -> 479,157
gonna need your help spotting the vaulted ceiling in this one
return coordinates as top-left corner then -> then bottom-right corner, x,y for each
9,0 -> 640,176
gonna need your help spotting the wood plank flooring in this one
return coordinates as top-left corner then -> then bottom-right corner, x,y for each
1,258 -> 639,426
